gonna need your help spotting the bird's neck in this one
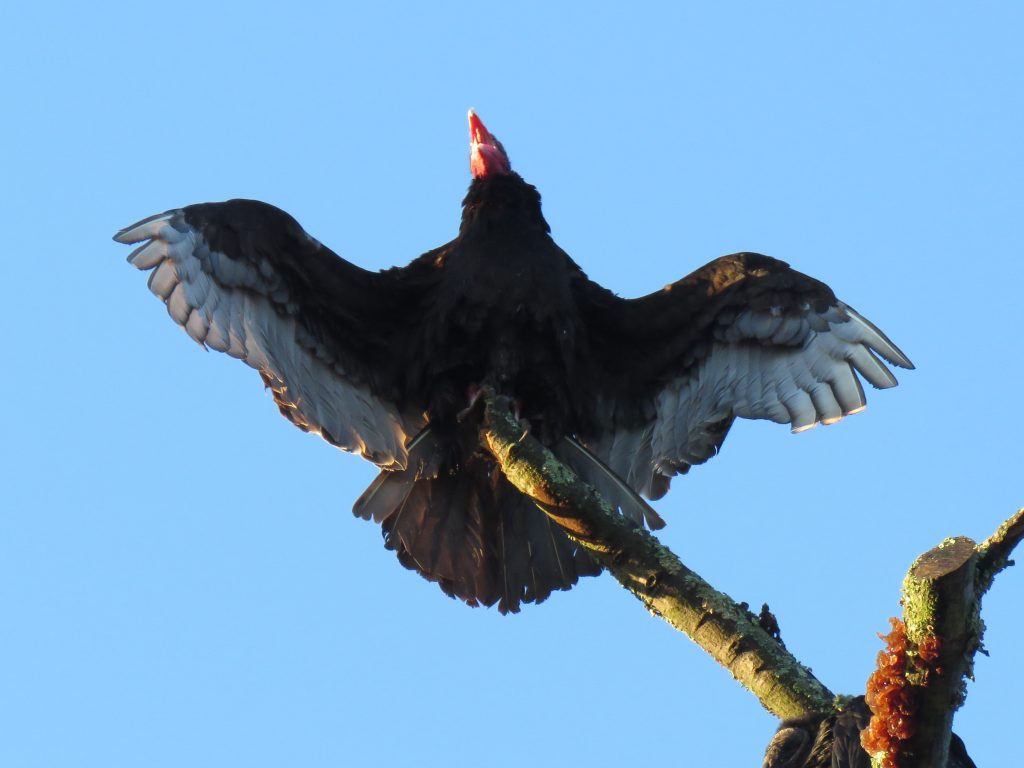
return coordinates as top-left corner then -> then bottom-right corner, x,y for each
459,174 -> 551,237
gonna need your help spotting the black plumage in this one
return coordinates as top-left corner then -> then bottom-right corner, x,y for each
115,110 -> 912,612
762,697 -> 977,768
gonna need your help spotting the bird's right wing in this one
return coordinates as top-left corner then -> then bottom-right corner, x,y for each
574,252 -> 913,502
115,199 -> 428,469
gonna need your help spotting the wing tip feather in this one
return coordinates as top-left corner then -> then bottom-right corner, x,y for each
845,306 -> 915,370
113,211 -> 176,244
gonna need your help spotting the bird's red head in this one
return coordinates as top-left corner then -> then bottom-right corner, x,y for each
468,109 -> 511,178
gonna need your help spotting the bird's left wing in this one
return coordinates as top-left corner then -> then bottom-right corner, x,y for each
115,199 -> 426,469
573,252 -> 914,501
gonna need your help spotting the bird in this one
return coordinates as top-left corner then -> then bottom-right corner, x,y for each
115,109 -> 913,613
761,697 -> 976,768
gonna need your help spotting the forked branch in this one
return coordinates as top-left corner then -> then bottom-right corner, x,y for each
863,509 -> 1024,768
480,390 -> 1019,767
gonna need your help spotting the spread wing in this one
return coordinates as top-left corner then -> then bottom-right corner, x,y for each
574,252 -> 914,500
115,199 -> 427,470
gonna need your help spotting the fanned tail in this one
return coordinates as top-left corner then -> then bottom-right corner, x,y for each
353,428 -> 443,523
352,428 -> 599,613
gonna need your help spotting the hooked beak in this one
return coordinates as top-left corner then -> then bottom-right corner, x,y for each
468,109 -> 510,178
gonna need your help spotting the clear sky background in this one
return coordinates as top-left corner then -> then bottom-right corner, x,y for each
2,3 -> 1021,766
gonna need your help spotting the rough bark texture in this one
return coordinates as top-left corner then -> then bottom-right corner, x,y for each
863,510 -> 1024,768
480,388 -> 1019,763
976,507 -> 1024,595
891,538 -> 979,768
480,391 -> 833,719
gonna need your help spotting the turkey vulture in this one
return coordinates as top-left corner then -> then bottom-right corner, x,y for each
115,110 -> 913,613
761,697 -> 976,768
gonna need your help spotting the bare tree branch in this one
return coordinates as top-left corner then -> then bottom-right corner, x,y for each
862,538 -> 979,768
902,539 -> 979,768
480,389 -> 1017,766
480,389 -> 833,720
863,510 -> 1024,768
976,507 -> 1024,595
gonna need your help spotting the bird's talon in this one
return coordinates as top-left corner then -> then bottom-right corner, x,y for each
456,386 -> 487,424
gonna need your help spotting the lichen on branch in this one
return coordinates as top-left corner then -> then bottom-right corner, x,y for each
863,513 -> 1024,768
479,388 -> 832,720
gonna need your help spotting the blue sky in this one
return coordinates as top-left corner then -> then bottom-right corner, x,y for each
3,2 -> 1022,765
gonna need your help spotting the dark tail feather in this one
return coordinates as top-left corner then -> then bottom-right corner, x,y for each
554,436 -> 666,530
353,428 -> 443,523
353,436 -> 599,613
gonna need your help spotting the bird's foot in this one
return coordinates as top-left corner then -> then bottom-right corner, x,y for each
456,385 -> 531,437
456,384 -> 486,424
511,398 -> 532,436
